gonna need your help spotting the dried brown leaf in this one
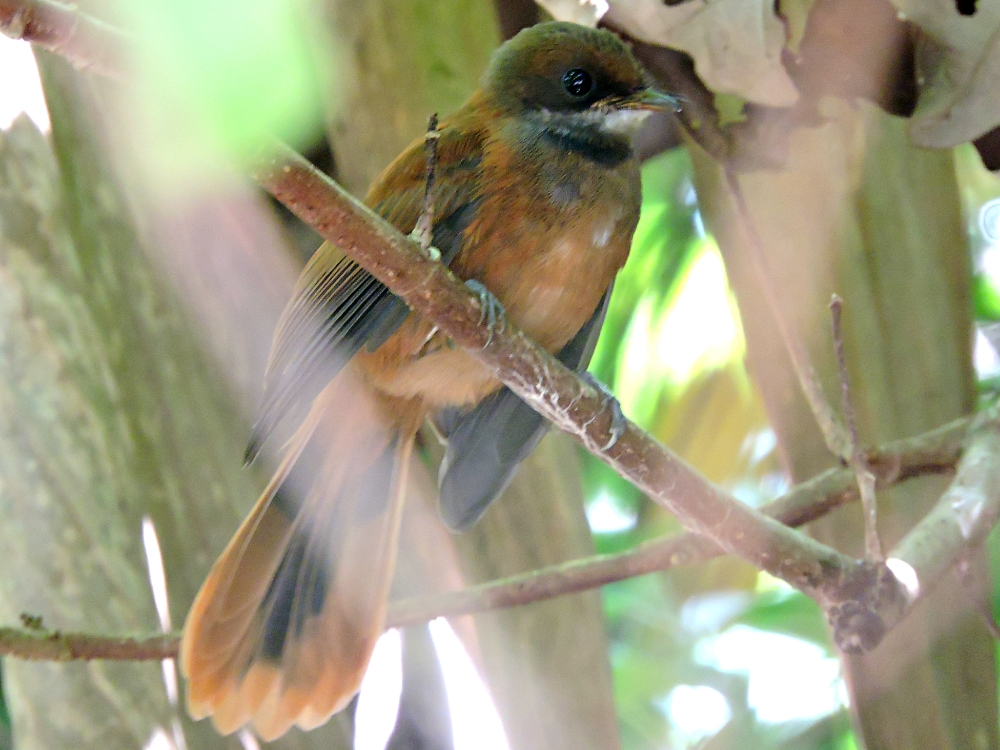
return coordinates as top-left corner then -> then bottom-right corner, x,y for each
892,0 -> 1000,146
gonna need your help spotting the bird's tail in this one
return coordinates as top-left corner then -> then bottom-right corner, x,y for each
181,377 -> 421,741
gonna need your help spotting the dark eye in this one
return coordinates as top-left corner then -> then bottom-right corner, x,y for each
562,68 -> 593,98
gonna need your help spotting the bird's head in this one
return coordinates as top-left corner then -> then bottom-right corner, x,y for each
481,21 -> 679,139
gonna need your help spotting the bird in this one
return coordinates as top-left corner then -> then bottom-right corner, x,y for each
180,20 -> 678,741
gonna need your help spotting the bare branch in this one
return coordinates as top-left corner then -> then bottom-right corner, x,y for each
391,415 -> 967,624
0,626 -> 178,661
890,414 -> 1000,610
830,294 -> 882,560
0,412 -> 969,659
0,0 -> 128,77
828,410 -> 1000,651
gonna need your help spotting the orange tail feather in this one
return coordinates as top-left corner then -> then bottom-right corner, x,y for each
182,378 -> 420,740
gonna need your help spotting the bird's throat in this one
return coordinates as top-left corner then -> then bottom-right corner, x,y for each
528,110 -> 634,167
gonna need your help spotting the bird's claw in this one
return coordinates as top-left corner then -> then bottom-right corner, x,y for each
465,279 -> 506,346
581,372 -> 627,450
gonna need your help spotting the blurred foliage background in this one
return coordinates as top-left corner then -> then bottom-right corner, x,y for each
2,0 -> 1000,749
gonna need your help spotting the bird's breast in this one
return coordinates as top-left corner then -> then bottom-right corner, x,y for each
498,210 -> 626,348
457,138 -> 640,353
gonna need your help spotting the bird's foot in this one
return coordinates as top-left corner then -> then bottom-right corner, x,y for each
581,372 -> 627,450
465,279 -> 506,346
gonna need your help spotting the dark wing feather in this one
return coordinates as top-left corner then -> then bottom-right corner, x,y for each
438,284 -> 614,531
246,128 -> 484,462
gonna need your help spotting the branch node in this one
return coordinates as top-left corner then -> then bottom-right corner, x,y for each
19,612 -> 43,630
828,560 -> 906,652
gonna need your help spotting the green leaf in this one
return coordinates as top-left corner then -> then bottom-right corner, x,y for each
0,663 -> 11,750
734,588 -> 834,653
589,148 -> 701,395
114,0 -> 328,188
974,273 -> 1000,322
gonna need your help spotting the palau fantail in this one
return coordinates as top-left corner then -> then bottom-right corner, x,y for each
181,20 -> 678,740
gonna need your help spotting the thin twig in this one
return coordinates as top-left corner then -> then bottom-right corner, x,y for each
0,627 -> 178,661
723,167 -> 853,461
830,294 -> 882,559
411,113 -> 441,259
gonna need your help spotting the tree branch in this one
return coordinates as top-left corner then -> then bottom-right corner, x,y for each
0,0 -> 128,77
828,409 -> 1000,651
890,416 -> 1000,610
0,411 -> 970,661
390,413 -> 967,625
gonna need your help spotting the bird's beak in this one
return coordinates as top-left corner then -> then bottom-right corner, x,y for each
596,88 -> 681,113
624,88 -> 682,112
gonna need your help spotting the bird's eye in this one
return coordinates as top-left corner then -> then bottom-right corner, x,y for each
562,68 -> 593,98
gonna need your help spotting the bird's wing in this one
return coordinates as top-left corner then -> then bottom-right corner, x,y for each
437,283 -> 613,530
247,125 -> 485,461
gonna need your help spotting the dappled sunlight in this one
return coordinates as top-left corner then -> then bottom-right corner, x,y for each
695,625 -> 845,724
429,618 -> 511,750
354,629 -> 404,750
615,239 -> 744,426
659,684 -> 732,747
0,36 -> 49,131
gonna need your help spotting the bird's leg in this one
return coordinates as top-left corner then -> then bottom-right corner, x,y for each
464,279 -> 507,346
580,372 -> 627,450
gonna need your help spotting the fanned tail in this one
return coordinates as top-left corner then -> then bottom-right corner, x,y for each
181,375 -> 420,741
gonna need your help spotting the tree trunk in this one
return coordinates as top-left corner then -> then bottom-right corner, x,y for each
322,0 -> 501,195
692,100 -> 998,749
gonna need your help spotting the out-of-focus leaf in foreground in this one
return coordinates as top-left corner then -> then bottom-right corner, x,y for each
112,0 -> 329,189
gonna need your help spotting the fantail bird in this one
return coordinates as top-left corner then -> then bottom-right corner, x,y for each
180,21 -> 678,740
